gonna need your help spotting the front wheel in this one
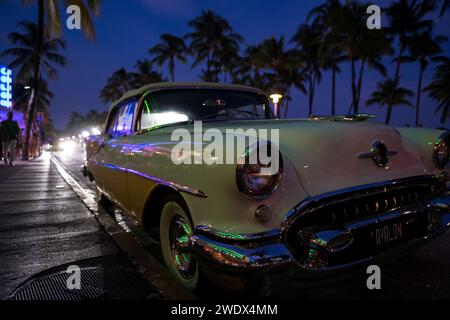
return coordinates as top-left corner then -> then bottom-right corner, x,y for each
159,195 -> 198,291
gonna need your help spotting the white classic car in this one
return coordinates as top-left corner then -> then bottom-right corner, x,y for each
83,82 -> 450,291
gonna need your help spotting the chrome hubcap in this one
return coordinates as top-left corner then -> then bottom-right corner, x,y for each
169,215 -> 195,279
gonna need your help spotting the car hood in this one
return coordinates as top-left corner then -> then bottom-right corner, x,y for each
155,119 -> 432,197
272,120 -> 431,196
185,119 -> 432,197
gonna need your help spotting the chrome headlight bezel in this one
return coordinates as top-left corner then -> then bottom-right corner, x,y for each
434,131 -> 450,170
236,142 -> 283,199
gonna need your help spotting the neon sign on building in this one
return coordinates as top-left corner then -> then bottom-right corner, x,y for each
0,66 -> 13,108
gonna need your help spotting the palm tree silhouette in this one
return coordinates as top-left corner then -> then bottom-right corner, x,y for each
149,34 -> 188,82
17,0 -> 100,159
424,58 -> 450,123
13,78 -> 53,115
354,29 -> 393,112
185,10 -> 243,82
385,0 -> 436,124
308,0 -> 345,115
366,79 -> 414,122
100,68 -> 134,104
405,32 -> 447,126
291,24 -> 322,116
440,0 -> 450,16
130,59 -> 164,88
2,21 -> 67,82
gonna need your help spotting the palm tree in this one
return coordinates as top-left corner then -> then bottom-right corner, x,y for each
354,29 -> 393,111
281,66 -> 307,118
385,0 -> 436,124
424,58 -> 450,123
255,36 -> 306,118
149,34 -> 188,81
84,109 -> 108,128
291,24 -> 322,116
308,0 -> 346,115
234,45 -> 268,89
1,21 -> 67,82
18,0 -> 101,160
65,111 -> 86,135
13,78 -> 53,115
405,32 -> 447,126
186,10 -> 243,82
130,59 -> 164,88
100,68 -> 134,104
329,1 -> 367,114
440,0 -> 450,16
366,79 -> 414,123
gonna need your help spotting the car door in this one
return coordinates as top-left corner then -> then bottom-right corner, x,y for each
101,100 -> 138,212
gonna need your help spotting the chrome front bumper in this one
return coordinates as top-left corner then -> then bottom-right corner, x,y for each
188,194 -> 450,276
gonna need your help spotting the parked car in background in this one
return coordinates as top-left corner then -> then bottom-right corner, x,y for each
83,82 -> 450,291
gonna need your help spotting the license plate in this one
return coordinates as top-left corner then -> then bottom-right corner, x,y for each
374,221 -> 405,248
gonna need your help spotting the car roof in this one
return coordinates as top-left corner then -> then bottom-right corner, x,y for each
109,82 -> 268,111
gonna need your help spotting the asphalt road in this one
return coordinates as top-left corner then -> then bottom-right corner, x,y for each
22,144 -> 450,299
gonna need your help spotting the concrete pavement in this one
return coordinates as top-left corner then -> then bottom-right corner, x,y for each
0,154 -> 157,299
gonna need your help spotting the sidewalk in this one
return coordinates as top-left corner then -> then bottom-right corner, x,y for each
0,155 -> 155,299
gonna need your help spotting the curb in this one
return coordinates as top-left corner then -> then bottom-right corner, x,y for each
50,154 -> 196,300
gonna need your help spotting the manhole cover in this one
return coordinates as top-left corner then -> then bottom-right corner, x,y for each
11,257 -> 161,300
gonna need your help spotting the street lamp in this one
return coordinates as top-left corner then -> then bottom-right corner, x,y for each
270,93 -> 283,118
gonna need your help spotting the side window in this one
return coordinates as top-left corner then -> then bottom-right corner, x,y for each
107,101 -> 138,136
106,109 -> 119,136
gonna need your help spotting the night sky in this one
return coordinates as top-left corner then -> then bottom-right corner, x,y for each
1,0 -> 450,130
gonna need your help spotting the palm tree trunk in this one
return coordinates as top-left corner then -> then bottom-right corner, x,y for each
308,71 -> 314,116
331,67 -> 336,115
393,46 -> 405,85
23,0 -> 44,160
355,60 -> 366,112
386,44 -> 405,125
284,86 -> 291,119
169,57 -> 175,82
415,65 -> 424,127
206,52 -> 211,76
224,67 -> 228,84
351,56 -> 358,114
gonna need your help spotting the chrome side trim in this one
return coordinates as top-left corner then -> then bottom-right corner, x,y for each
189,234 -> 295,271
194,225 -> 282,243
91,161 -> 207,198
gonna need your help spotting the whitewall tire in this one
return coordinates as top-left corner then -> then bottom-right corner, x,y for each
159,196 -> 198,291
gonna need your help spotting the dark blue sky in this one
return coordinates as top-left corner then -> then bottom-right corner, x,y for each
1,0 -> 449,129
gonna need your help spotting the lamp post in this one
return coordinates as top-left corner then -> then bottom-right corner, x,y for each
269,93 -> 283,118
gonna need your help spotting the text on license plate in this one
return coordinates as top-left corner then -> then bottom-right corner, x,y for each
374,221 -> 405,247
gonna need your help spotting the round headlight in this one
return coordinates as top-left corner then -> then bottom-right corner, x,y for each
236,143 -> 283,198
434,131 -> 450,169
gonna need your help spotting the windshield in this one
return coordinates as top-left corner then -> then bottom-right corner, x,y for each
139,89 -> 273,131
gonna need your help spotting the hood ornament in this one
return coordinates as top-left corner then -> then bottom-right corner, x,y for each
358,141 -> 397,167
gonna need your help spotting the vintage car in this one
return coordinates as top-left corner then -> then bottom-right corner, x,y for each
83,82 -> 450,291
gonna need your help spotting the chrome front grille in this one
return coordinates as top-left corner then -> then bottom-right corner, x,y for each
285,175 -> 445,252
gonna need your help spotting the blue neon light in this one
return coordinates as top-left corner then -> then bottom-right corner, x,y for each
0,66 -> 13,108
